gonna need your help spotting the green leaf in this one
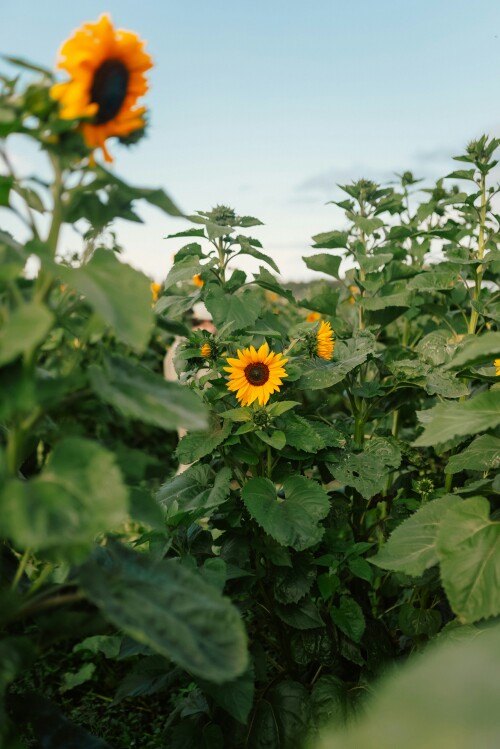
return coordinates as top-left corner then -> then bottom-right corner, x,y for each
176,414 -> 232,464
157,464 -> 232,519
221,407 -> 253,422
163,255 -> 205,289
446,434 -> 500,474
0,174 -> 13,206
113,656 -> 177,703
267,401 -> 301,417
57,250 -> 153,351
317,624 -> 500,749
276,599 -> 324,629
358,253 -> 393,274
247,681 -> 311,749
60,663 -> 96,693
252,267 -> 295,304
0,438 -> 128,559
407,271 -> 458,291
165,228 -> 206,240
445,168 -> 477,181
398,604 -> 441,637
443,331 -> 500,370
205,286 -> 261,331
279,413 -> 325,453
311,675 -> 350,728
73,635 -> 121,659
298,334 -> 374,390
95,166 -> 182,217
328,452 -> 388,500
303,253 -> 342,279
79,542 -> 248,684
242,476 -> 330,551
89,355 -> 207,432
370,495 -> 462,576
436,497 -> 500,623
352,216 -> 384,234
198,664 -> 254,724
0,302 -> 53,366
236,236 -> 280,274
255,430 -> 286,449
414,390 -> 500,447
311,230 -> 349,249
300,288 -> 339,315
330,596 -> 366,643
273,557 -> 315,604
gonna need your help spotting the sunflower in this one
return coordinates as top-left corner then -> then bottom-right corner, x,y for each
316,320 -> 335,360
50,14 -> 152,162
150,282 -> 161,303
495,358 -> 500,376
224,342 -> 288,407
193,274 -> 204,287
306,311 -> 321,323
200,342 -> 212,359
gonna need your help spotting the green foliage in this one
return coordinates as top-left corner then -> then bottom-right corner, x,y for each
1,52 -> 500,748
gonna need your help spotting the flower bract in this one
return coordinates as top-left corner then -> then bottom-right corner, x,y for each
50,14 -> 152,162
224,342 -> 288,407
316,320 -> 335,360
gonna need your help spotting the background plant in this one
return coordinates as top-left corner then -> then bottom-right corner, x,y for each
1,46 -> 500,749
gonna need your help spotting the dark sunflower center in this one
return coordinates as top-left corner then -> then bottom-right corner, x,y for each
90,59 -> 130,124
245,362 -> 269,386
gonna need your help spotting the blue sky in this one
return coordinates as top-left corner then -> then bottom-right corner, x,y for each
1,1 -> 500,280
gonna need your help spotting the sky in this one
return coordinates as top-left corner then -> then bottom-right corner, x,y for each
1,0 -> 500,281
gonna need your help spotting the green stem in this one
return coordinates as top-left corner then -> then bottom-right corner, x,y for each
354,415 -> 365,448
267,446 -> 273,479
11,547 -> 31,590
467,172 -> 487,336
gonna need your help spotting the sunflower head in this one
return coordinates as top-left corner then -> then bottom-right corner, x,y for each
224,342 -> 288,407
495,358 -> 500,376
315,320 -> 335,360
207,205 -> 237,226
50,14 -> 152,163
193,274 -> 204,288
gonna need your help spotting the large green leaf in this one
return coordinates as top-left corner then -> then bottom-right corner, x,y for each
205,286 -> 262,331
89,355 -> 208,432
299,288 -> 339,315
0,438 -> 128,559
236,236 -> 280,274
275,599 -> 325,629
163,255 -> 205,289
407,270 -> 458,291
445,434 -> 500,474
57,250 -> 153,351
303,253 -> 342,279
443,331 -> 500,370
279,413 -> 326,453
242,476 -> 330,551
157,464 -> 232,519
311,230 -> 349,249
436,497 -> 500,623
370,494 -> 462,576
298,335 -> 374,390
317,625 -> 500,749
176,414 -> 232,464
197,664 -> 254,724
0,302 -> 53,366
79,542 -> 248,684
329,452 -> 387,499
414,390 -> 500,447
330,596 -> 366,643
252,267 -> 295,303
247,681 -> 311,749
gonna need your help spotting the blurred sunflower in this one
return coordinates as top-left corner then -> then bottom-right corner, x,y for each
224,342 -> 288,407
495,358 -> 500,376
150,282 -> 161,303
316,320 -> 334,360
306,311 -> 321,323
51,14 -> 152,162
193,274 -> 204,287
